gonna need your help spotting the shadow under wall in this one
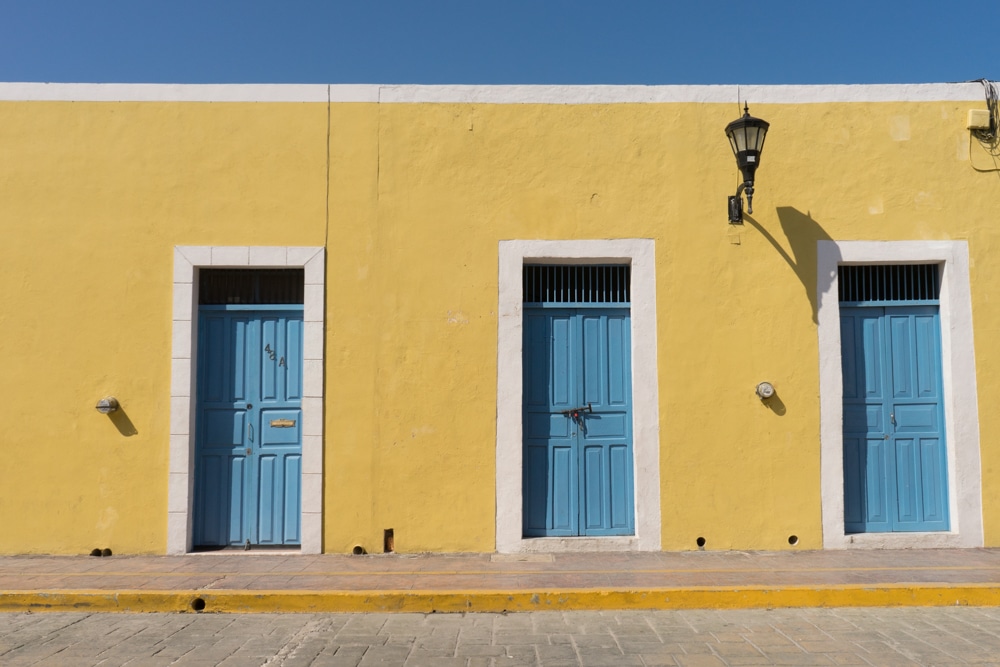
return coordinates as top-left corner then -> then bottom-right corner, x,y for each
743,207 -> 835,325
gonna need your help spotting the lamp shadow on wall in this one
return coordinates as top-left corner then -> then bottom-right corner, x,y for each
763,392 -> 787,416
108,409 -> 139,437
744,207 -> 835,325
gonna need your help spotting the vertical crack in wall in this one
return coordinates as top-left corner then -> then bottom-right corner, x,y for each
371,85 -> 385,545
325,84 -> 331,247
376,85 -> 382,201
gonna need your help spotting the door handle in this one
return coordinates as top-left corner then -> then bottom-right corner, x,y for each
248,423 -> 254,443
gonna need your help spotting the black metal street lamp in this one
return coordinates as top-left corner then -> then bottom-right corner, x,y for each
725,103 -> 770,223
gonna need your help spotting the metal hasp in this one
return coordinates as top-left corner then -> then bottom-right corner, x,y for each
725,103 -> 770,224
559,403 -> 594,418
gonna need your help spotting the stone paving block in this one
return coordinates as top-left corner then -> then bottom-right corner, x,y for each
615,638 -> 668,653
750,641 -> 807,654
709,630 -> 752,642
568,633 -> 618,649
655,631 -> 715,644
332,645 -> 370,661
455,643 -> 506,657
414,636 -> 459,650
534,622 -> 577,634
494,631 -> 552,644
535,643 -> 578,660
741,631 -> 799,648
759,652 -> 848,665
382,617 -> 428,631
169,657 -> 237,667
705,641 -> 766,659
0,644 -> 64,664
494,619 -> 535,632
501,644 -> 539,663
578,652 -> 643,667
671,655 -> 727,667
314,654 -> 366,667
458,629 -> 495,644
358,644 -> 414,665
825,653 -> 871,665
638,656 -> 680,667
147,643 -> 197,659
950,653 -> 1000,664
668,641 -> 715,655
428,626 -> 461,637
384,634 -> 418,646
797,639 -> 851,652
335,633 -> 391,646
404,657 -> 467,667
122,657 -> 179,666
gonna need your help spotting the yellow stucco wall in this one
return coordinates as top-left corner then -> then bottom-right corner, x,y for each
0,101 -> 327,553
1,87 -> 998,554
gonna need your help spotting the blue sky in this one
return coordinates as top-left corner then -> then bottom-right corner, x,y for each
1,1 -> 997,85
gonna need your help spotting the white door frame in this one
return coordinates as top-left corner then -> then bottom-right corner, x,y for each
817,240 -> 983,549
169,246 -> 325,554
496,239 -> 661,553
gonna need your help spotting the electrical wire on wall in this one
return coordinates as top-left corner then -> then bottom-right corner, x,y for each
969,78 -> 1000,172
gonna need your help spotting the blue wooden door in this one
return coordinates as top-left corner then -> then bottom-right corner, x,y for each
841,306 -> 948,533
194,307 -> 304,547
523,308 -> 634,536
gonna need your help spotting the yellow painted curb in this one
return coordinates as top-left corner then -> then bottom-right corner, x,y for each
2,585 -> 1000,613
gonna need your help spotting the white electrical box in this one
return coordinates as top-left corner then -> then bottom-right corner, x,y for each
968,109 -> 991,130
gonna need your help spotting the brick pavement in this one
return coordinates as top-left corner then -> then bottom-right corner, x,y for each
4,608 -> 1000,666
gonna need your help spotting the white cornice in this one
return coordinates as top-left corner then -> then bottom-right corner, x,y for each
0,82 -> 987,104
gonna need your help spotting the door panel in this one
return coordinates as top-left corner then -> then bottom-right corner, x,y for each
920,438 -> 947,524
843,309 -> 888,533
194,309 -> 303,547
608,444 -> 631,530
522,444 -> 550,533
522,308 -> 634,537
841,305 -> 948,533
551,445 -> 576,533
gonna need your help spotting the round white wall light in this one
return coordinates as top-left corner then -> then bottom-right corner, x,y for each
95,397 -> 120,414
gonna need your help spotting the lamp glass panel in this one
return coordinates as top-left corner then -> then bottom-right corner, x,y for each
731,126 -> 747,152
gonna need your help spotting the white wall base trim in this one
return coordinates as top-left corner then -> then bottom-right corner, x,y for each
817,240 -> 983,549
169,246 -> 325,555
496,239 -> 661,553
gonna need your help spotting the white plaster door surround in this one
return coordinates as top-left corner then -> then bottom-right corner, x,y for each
817,240 -> 983,549
496,239 -> 662,553
169,246 -> 325,554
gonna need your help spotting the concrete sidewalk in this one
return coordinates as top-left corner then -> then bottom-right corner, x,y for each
2,548 -> 999,613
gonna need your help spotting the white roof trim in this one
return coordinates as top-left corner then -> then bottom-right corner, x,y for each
0,82 -> 987,104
